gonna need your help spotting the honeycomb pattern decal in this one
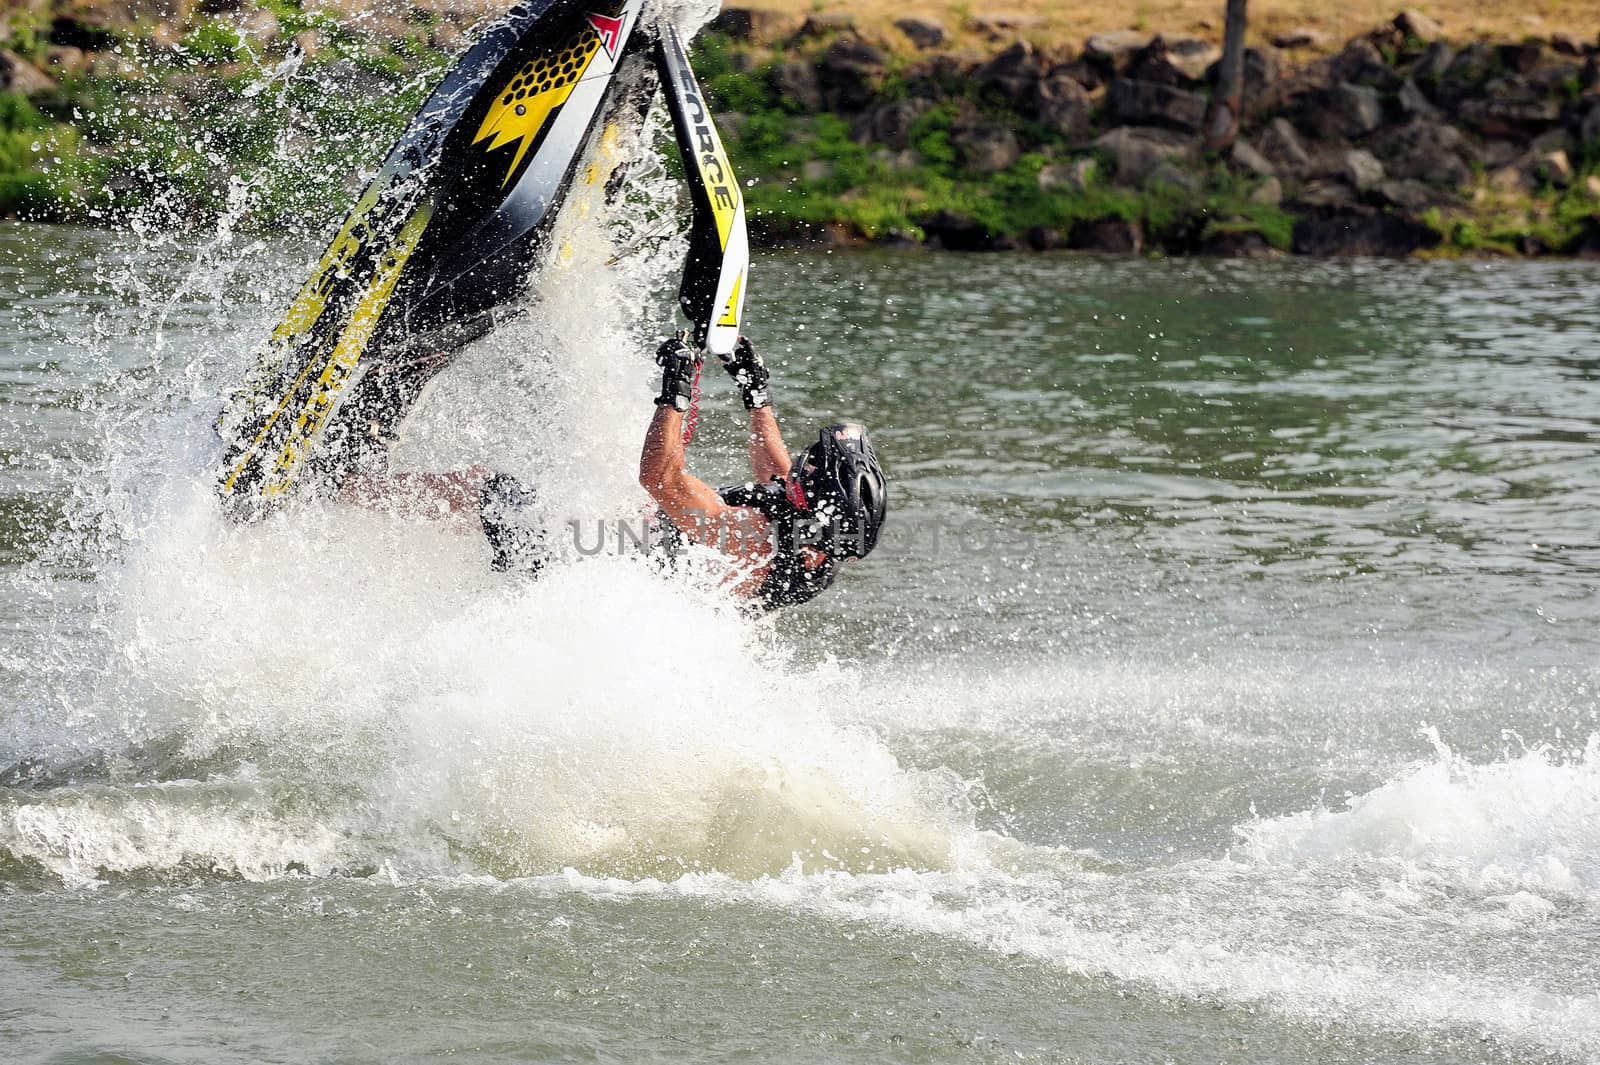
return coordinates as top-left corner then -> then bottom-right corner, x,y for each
474,25 -> 602,187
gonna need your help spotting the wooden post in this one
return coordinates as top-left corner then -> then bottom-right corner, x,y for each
1205,0 -> 1249,152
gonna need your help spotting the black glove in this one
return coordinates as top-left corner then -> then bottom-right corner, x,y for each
654,334 -> 699,411
718,335 -> 770,410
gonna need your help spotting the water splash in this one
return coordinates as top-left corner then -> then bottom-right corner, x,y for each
0,4 -> 971,887
1237,728 -> 1600,900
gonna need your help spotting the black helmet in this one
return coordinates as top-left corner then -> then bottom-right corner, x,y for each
794,422 -> 888,559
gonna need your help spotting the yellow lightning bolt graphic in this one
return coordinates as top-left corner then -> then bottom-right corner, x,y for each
474,29 -> 603,188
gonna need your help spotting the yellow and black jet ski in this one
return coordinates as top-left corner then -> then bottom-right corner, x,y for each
214,0 -> 747,519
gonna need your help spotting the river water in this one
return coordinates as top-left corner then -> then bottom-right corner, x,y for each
1,213 -> 1598,1063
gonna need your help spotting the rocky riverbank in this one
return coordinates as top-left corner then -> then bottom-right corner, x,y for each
702,7 -> 1600,256
1,0 -> 1598,256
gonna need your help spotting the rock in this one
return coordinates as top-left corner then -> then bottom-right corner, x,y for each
1498,40 -> 1544,75
1398,79 -> 1438,118
1026,226 -> 1068,250
1327,38 -> 1399,91
1229,139 -> 1276,177
1272,27 -> 1330,49
951,119 -> 1019,171
713,8 -> 804,45
918,210 -> 991,251
976,41 -> 1041,102
1250,176 -> 1283,205
238,7 -> 280,44
1460,84 -> 1562,137
1518,233 -> 1552,256
1529,60 -> 1581,97
1295,179 -> 1358,208
1124,38 -> 1181,86
801,159 -> 834,183
1342,149 -> 1384,191
1292,209 -> 1441,255
1092,125 -> 1198,184
1146,160 -> 1201,193
1198,228 -> 1274,256
1412,41 -> 1455,82
1441,42 -> 1495,94
1034,73 -> 1093,138
148,20 -> 183,50
1488,163 -> 1536,195
852,98 -> 934,149
893,17 -> 945,49
1069,217 -> 1143,253
1084,31 -> 1152,71
1165,36 -> 1222,80
293,29 -> 322,57
1377,178 -> 1435,209
797,13 -> 855,38
1129,35 -> 1220,84
821,37 -> 886,68
1531,128 -> 1570,154
1571,221 -> 1600,258
43,45 -> 88,76
428,20 -> 461,51
1258,117 -> 1312,172
908,50 -> 983,87
969,12 -> 1046,38
0,50 -> 56,96
1395,9 -> 1444,41
817,39 -> 885,111
1478,139 -> 1522,168
1038,156 -> 1097,192
1209,46 -> 1287,108
1581,103 -> 1600,144
47,15 -> 117,52
1050,58 -> 1103,92
1109,77 -> 1206,131
1310,83 -> 1383,140
807,222 -> 867,247
869,147 -> 920,171
1585,174 -> 1600,199
1537,150 -> 1573,187
1370,119 -> 1471,186
1549,33 -> 1583,57
1245,47 -> 1285,93
771,62 -> 822,113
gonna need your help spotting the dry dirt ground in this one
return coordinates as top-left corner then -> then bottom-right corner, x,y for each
748,0 -> 1600,53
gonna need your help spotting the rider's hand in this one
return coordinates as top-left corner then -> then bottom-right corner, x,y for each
655,333 -> 699,411
718,335 -> 770,410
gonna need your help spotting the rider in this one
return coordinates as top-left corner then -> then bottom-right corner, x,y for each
637,334 -> 888,610
340,334 -> 889,609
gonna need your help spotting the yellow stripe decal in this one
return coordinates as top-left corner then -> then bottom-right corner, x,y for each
258,204 -> 434,498
221,203 -> 432,499
271,181 -> 385,348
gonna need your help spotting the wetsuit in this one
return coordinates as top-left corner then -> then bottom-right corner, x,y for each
649,480 -> 837,611
716,480 -> 838,611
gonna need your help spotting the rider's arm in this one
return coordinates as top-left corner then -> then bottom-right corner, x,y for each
718,336 -> 789,483
642,338 -> 770,562
748,407 -> 791,483
639,404 -> 736,547
336,466 -> 492,522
